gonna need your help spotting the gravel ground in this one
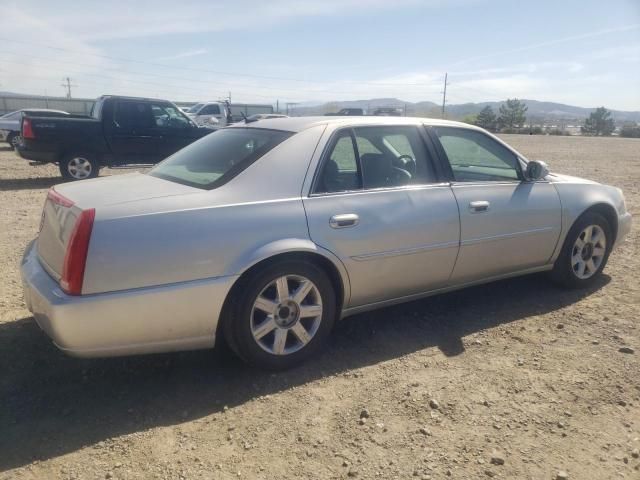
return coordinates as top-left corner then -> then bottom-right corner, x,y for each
0,134 -> 638,480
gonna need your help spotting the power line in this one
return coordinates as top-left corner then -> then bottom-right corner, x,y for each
0,50 -> 445,100
0,37 -> 447,89
60,76 -> 77,98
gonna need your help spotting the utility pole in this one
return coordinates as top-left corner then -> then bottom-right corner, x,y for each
228,91 -> 232,104
61,77 -> 76,99
276,99 -> 279,113
441,72 -> 449,119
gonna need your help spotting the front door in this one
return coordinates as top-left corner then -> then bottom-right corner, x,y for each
151,102 -> 200,161
430,126 -> 562,283
304,125 -> 460,308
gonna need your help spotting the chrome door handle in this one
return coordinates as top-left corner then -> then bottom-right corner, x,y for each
330,214 -> 359,229
469,201 -> 490,213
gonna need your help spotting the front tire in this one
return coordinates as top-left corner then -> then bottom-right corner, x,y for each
551,212 -> 612,288
59,153 -> 100,180
224,261 -> 337,370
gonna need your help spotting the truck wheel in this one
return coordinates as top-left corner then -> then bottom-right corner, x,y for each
59,154 -> 100,180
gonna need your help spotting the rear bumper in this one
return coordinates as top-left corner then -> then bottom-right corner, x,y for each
615,212 -> 632,249
17,146 -> 58,163
20,240 -> 238,358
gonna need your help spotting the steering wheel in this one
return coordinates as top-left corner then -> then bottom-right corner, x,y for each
394,154 -> 417,175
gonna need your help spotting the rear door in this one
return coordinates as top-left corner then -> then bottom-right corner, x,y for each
430,126 -> 561,283
108,100 -> 161,164
304,125 -> 460,308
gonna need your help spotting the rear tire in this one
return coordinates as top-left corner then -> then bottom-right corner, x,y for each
59,153 -> 100,180
551,212 -> 612,288
7,132 -> 21,150
223,261 -> 337,370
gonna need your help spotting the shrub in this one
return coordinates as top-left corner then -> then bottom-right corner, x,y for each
547,128 -> 570,136
620,125 -> 640,138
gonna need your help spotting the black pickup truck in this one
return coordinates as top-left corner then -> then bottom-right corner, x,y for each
18,95 -> 214,180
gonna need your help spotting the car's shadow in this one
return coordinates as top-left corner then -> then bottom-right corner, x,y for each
0,273 -> 609,471
0,177 -> 65,191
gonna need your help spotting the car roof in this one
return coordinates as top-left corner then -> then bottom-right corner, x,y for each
229,115 -> 481,133
21,109 -> 68,113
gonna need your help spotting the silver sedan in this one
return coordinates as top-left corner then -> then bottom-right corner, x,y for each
21,117 -> 632,369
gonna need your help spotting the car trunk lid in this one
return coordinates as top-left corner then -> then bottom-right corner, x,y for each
36,173 -> 199,285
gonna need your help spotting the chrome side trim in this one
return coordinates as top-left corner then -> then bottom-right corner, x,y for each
461,226 -> 556,247
340,264 -> 553,318
350,240 -> 459,262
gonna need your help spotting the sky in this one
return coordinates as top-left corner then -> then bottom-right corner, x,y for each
0,0 -> 639,110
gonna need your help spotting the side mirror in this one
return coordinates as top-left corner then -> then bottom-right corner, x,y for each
525,160 -> 549,181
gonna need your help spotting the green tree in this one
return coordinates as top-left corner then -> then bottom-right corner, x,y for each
461,113 -> 478,125
582,107 -> 615,136
498,98 -> 528,131
475,106 -> 497,131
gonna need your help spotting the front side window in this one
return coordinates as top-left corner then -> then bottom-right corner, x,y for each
434,127 -> 521,182
149,128 -> 292,189
151,103 -> 192,129
315,126 -> 437,193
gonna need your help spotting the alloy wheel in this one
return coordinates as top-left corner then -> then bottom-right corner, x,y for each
571,224 -> 606,279
67,157 -> 93,180
250,274 -> 323,355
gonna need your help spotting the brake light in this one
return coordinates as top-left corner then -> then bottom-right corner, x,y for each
47,188 -> 74,208
22,117 -> 35,139
60,208 -> 95,295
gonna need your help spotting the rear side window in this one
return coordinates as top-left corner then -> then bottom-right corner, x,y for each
149,128 -> 292,189
114,101 -> 155,130
314,126 -> 437,193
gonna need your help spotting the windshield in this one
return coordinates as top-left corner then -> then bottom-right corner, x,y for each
149,128 -> 293,189
1,111 -> 21,119
186,103 -> 205,114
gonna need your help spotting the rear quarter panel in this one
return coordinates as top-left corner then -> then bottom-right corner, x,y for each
82,125 -> 329,294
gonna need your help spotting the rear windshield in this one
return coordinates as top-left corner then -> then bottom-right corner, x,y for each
149,128 -> 292,189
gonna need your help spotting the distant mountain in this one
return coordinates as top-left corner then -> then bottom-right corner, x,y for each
2,90 -> 639,123
292,98 -> 640,123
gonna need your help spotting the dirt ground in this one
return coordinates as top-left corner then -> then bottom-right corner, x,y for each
0,134 -> 638,480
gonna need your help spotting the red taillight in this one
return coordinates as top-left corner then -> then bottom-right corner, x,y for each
22,117 -> 35,139
60,208 -> 95,295
47,188 -> 75,208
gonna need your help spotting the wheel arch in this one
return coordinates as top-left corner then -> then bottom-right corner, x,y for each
579,202 -> 618,243
216,241 -> 350,345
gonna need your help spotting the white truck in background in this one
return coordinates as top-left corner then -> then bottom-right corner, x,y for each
185,101 -> 274,127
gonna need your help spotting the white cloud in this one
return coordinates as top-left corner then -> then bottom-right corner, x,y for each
8,0 -> 472,41
156,49 -> 208,61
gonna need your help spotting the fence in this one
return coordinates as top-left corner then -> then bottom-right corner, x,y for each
0,95 -> 96,115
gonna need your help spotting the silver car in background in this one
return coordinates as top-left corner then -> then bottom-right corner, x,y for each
21,117 -> 631,369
